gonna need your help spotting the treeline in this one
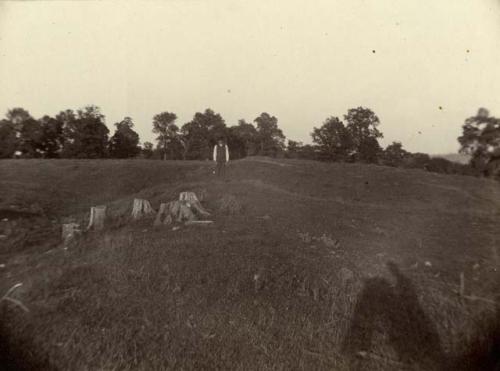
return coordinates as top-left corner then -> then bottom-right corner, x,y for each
1,105 -> 498,178
289,107 -> 482,177
0,106 -> 284,160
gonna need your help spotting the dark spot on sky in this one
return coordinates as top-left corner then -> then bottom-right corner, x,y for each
418,131 -> 422,134
227,89 -> 231,93
372,50 -> 376,53
466,49 -> 470,53
439,106 -> 443,110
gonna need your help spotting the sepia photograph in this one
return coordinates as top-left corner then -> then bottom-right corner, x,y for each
0,1 -> 499,370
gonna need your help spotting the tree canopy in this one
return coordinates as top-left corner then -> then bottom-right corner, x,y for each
458,108 -> 500,176
382,141 -> 409,167
227,119 -> 259,159
0,103 -> 494,180
180,109 -> 226,160
311,116 -> 352,161
60,106 -> 109,158
0,119 -> 17,158
109,117 -> 141,158
254,112 -> 285,157
344,107 -> 383,163
152,112 -> 179,160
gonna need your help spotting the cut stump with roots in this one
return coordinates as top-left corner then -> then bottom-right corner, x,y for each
131,198 -> 155,220
154,192 -> 211,226
62,223 -> 81,245
179,192 -> 210,217
87,205 -> 106,231
154,201 -> 196,226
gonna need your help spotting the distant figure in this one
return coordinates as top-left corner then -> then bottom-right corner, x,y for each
213,138 -> 229,177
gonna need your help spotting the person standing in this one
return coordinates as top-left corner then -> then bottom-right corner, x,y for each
213,138 -> 229,177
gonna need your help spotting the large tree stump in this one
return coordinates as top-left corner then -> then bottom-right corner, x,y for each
153,192 -> 211,227
62,223 -> 81,245
154,201 -> 197,226
131,199 -> 155,220
154,203 -> 167,224
179,192 -> 210,216
86,205 -> 106,231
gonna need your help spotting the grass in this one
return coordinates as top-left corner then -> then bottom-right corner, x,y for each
0,157 -> 499,370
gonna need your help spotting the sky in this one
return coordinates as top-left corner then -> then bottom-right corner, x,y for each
1,0 -> 500,154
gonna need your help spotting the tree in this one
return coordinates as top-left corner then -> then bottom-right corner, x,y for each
359,137 -> 382,163
300,144 -> 318,160
227,119 -> 259,159
181,109 -> 227,160
382,141 -> 409,167
180,120 -> 208,160
152,112 -> 179,160
0,108 -> 30,157
344,107 -> 383,163
6,107 -> 32,130
458,108 -> 500,176
196,109 -> 227,147
311,116 -> 352,161
39,115 -> 64,158
109,117 -> 141,158
226,128 -> 246,160
3,108 -> 45,158
56,109 -> 77,158
254,112 -> 285,157
60,106 -> 109,158
18,117 -> 44,158
286,140 -> 302,159
426,157 -> 454,174
405,152 -> 431,170
0,119 -> 17,158
142,142 -> 154,159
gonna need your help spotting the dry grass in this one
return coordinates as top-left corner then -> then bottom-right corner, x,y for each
217,194 -> 243,215
0,157 -> 499,370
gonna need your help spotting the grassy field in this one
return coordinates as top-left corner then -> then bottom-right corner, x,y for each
0,158 -> 499,370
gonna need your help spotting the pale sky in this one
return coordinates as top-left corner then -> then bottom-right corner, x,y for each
1,0 -> 500,154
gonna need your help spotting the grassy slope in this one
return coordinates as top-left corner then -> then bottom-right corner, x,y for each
0,158 -> 499,370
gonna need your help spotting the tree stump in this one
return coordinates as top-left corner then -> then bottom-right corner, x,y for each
179,192 -> 210,216
154,203 -> 167,226
86,205 -> 106,231
154,192 -> 211,227
131,199 -> 155,220
154,201 -> 197,226
62,223 -> 81,245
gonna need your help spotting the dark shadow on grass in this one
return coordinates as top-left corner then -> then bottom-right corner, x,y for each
0,310 -> 55,371
451,297 -> 500,371
342,261 -> 446,370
